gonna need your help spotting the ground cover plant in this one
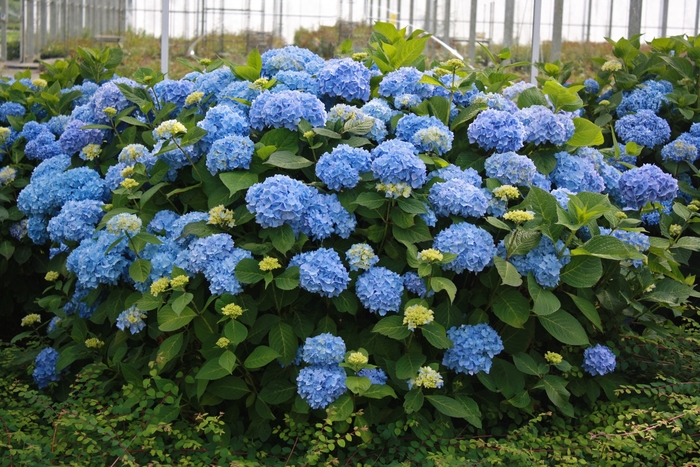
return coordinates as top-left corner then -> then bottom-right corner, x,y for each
2,23 -> 700,465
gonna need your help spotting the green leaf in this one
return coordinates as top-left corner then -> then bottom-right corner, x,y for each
332,290 -> 359,314
129,259 -> 151,283
313,127 -> 342,139
397,197 -> 428,214
506,230 -> 542,256
393,220 -> 433,244
362,384 -> 398,399
568,293 -> 602,329
346,376 -> 372,395
490,358 -> 525,398
155,333 -> 184,370
259,380 -> 296,404
327,394 -> 354,421
517,87 -> 549,108
219,350 -> 236,373
538,310 -> 589,346
269,224 -> 296,254
421,322 -> 452,349
219,171 -> 258,196
207,376 -> 250,400
235,258 -> 265,284
274,266 -> 300,291
269,322 -> 297,365
264,151 -> 313,169
454,394 -> 483,428
567,118 -> 604,147
403,388 -> 424,413
671,237 -> 700,252
195,359 -> 230,381
171,292 -> 193,316
430,277 -> 456,302
395,353 -> 427,379
0,241 -> 14,260
255,398 -> 275,420
543,79 -> 583,112
492,289 -> 530,328
450,103 -> 487,130
536,374 -> 571,410
426,395 -> 473,419
352,192 -> 388,209
180,221 -> 220,239
527,274 -> 561,315
493,256 -> 523,287
523,186 -> 562,240
571,235 -> 644,261
513,352 -> 542,376
260,128 -> 298,153
244,345 -> 280,369
55,345 -> 89,372
372,315 -> 411,340
224,320 -> 248,345
560,256 -> 603,288
158,306 -> 196,332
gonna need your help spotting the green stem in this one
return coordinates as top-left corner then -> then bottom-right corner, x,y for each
378,199 -> 394,254
171,136 -> 203,181
558,230 -> 577,257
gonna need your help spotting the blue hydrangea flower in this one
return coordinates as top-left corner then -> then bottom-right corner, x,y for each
21,121 -> 48,140
379,67 -> 433,99
297,192 -> 356,241
47,200 -> 104,244
216,80 -> 262,114
61,81 -> 99,108
616,79 -> 671,116
261,46 -> 325,76
355,267 -> 404,316
393,93 -> 422,109
24,130 -> 63,161
116,305 -> 148,334
296,365 -> 347,409
396,114 -> 453,154
501,236 -> 570,288
302,333 -> 346,366
33,347 -> 61,389
502,81 -> 536,100
515,105 -> 575,146
70,104 -> 97,124
197,104 -> 250,152
273,70 -> 319,95
442,323 -> 504,375
317,58 -> 371,102
582,344 -> 616,376
201,247 -> 252,296
428,178 -> 490,218
289,248 -> 350,298
371,140 -> 426,189
0,102 -> 26,123
429,164 -> 482,186
180,233 -> 251,295
618,164 -> 678,209
47,316 -> 62,333
549,151 -> 605,193
205,135 -> 254,175
58,119 -> 103,155
27,216 -> 50,244
346,243 -> 379,271
615,109 -> 671,148
9,219 -> 28,240
193,67 -> 235,103
249,90 -> 327,131
469,91 -> 519,112
316,144 -> 372,191
468,109 -> 525,153
551,187 -> 574,209
661,135 -> 700,163
362,98 -> 400,124
148,210 -> 180,236
118,143 -> 152,164
358,368 -> 388,385
47,115 -> 70,135
152,78 -> 195,113
433,222 -> 495,274
66,231 -> 131,289
246,175 -> 315,229
63,286 -> 100,319
484,152 -> 537,186
641,199 -> 673,226
91,78 -> 139,123
403,272 -> 427,297
583,78 -> 600,94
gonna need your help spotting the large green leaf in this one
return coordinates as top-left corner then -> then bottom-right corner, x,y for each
567,118 -> 604,147
129,259 -> 151,283
243,345 -> 280,369
274,266 -> 300,291
430,277 -> 457,302
426,395 -> 472,419
513,352 -> 542,376
454,394 -> 483,428
259,380 -> 296,404
269,322 -> 297,365
264,151 -> 313,170
327,394 -> 354,421
207,376 -> 250,400
219,171 -> 258,196
195,359 -> 230,381
269,224 -> 295,254
403,388 -> 424,413
538,310 -> 589,346
421,322 -> 452,349
527,274 -> 561,315
158,306 -> 196,332
235,258 -> 265,284
568,293 -> 602,329
571,235 -> 644,261
395,353 -> 427,379
155,333 -> 183,370
493,256 -> 523,287
372,315 -> 411,340
492,289 -> 530,328
560,256 -> 603,288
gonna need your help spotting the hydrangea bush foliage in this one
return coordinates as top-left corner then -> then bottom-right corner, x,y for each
3,25 -> 700,445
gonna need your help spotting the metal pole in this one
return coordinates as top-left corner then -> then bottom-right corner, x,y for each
530,0 -> 541,84
468,0 -> 476,63
696,0 -> 700,36
628,0 -> 642,37
661,0 -> 669,37
551,0 -> 563,60
161,0 -> 169,75
423,0 -> 429,30
586,0 -> 592,42
409,0 -> 413,32
503,0 -> 513,48
608,0 -> 614,37
443,0 -> 450,41
1,0 -> 7,61
26,0 -> 34,62
19,0 -> 23,62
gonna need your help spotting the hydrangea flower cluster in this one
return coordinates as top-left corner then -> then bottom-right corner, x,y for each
193,68 -> 235,103
502,81 -> 536,100
33,347 -> 62,389
316,144 -> 372,190
290,248 -> 350,298
346,243 -> 379,271
106,213 -> 142,236
274,70 -> 319,95
515,105 -> 575,146
403,272 -> 427,297
408,366 -> 444,389
428,178 -> 490,218
618,164 -> 678,209
47,200 -> 104,244
358,368 -> 388,385
261,45 -> 325,76
549,151 -> 605,193
370,139 -> 426,189
196,104 -> 250,152
205,134 -> 254,175
317,58 -> 371,102
429,164 -> 482,186
661,136 -> 699,163
581,344 -> 616,376
443,323 -> 504,375
501,236 -> 570,288
116,305 -> 148,334
301,333 -> 346,366
468,109 -> 525,153
378,67 -> 432,99
327,104 -> 387,142
583,78 -> 600,94
355,267 -> 404,315
484,151 -> 537,186
433,222 -> 496,274
297,333 -> 347,409
66,231 -> 131,289
25,130 -> 63,161
614,109 -> 671,148
181,233 -> 252,296
249,90 -> 326,131
616,80 -> 671,116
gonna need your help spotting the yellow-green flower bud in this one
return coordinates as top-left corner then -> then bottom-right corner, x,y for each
544,351 -> 563,364
45,271 -> 59,281
85,338 -> 105,349
21,314 -> 41,327
492,185 -> 520,201
216,337 -> 231,348
352,52 -> 368,61
103,107 -> 117,118
120,178 -> 139,189
32,78 -> 48,88
259,257 -> 282,272
669,224 -> 683,237
347,351 -> 368,365
221,303 -> 244,319
208,205 -> 236,228
417,249 -> 443,262
403,304 -> 434,331
503,210 -> 535,224
410,366 -> 443,389
170,275 -> 189,288
150,277 -> 170,296
185,91 -> 204,106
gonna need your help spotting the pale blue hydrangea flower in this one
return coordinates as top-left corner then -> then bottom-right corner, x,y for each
396,114 -> 453,154
302,333 -> 346,366
289,248 -> 350,298
193,67 -> 235,103
197,104 -> 250,152
297,192 -> 356,241
205,134 -> 254,175
469,91 -> 518,112
246,174 -> 315,229
216,80 -> 261,115
346,243 -> 379,271
502,81 -> 536,100
468,109 -> 525,153
442,323 -> 504,375
661,135 -> 700,163
249,90 -> 327,131
116,305 -> 148,334
33,347 -> 61,389
370,139 -> 426,189
0,102 -> 26,123
47,200 -> 104,244
515,105 -> 575,146
58,119 -> 103,155
378,67 -> 433,99
261,46 -> 325,77
614,109 -> 670,148
358,368 -> 388,385
296,365 -> 347,409
641,199 -> 673,226
118,144 -> 151,164
549,151 -> 605,193
273,70 -> 319,95
362,98 -> 400,124
91,77 -> 139,124
429,164 -> 482,186
25,130 -> 63,161
66,231 -> 131,289
428,178 -> 490,218
316,144 -> 373,191
582,344 -> 616,376
583,78 -> 600,94
393,93 -> 422,109
500,236 -> 571,288
317,58 -> 371,102
484,152 -> 537,186
403,272 -> 427,298
433,222 -> 495,274
20,121 -> 48,140
356,266 -> 404,316
106,213 -> 142,236
551,187 -> 574,209
618,164 -> 678,209
152,78 -> 195,113
616,80 -> 671,116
